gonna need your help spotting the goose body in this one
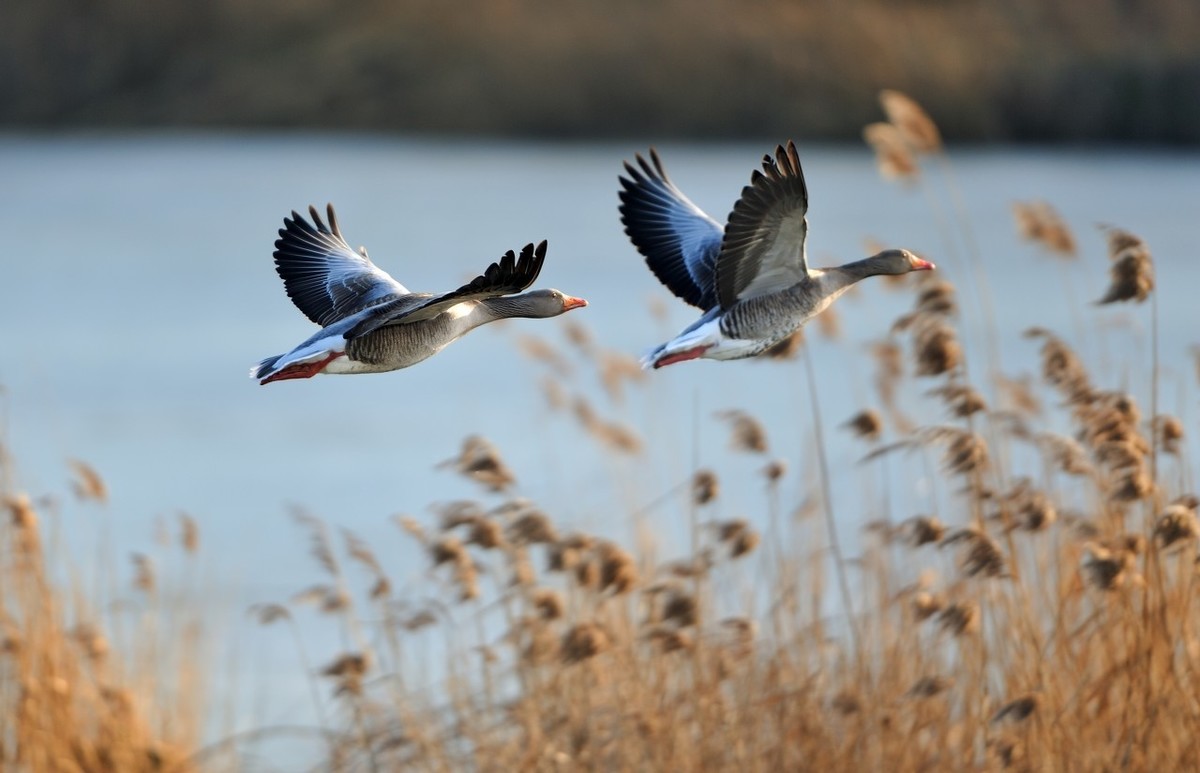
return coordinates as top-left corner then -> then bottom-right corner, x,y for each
252,205 -> 586,385
619,141 -> 934,369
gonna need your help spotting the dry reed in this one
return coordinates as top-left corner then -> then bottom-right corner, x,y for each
1,476 -> 206,771
233,199 -> 1188,771
4,119 -> 1194,773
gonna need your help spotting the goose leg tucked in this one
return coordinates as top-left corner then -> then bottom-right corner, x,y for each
652,345 -> 713,369
260,351 -> 344,384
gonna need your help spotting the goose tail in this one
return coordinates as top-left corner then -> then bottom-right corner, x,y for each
251,333 -> 347,385
251,354 -> 283,380
639,344 -> 667,371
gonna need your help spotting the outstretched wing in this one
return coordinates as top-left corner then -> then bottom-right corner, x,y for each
344,241 -> 548,340
619,149 -> 723,310
272,204 -> 410,326
714,141 -> 811,309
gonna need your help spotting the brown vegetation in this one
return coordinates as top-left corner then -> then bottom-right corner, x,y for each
4,0 -> 1200,141
3,93 -> 1196,771
1,489 -> 206,771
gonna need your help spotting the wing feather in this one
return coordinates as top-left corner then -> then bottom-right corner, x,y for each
272,204 -> 410,326
714,141 -> 811,309
618,149 -> 723,310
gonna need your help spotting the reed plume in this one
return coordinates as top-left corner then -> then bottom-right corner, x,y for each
879,89 -> 943,153
863,123 -> 920,182
439,435 -> 517,492
1012,201 -> 1077,257
1097,226 -> 1154,304
843,409 -> 883,441
715,409 -> 769,453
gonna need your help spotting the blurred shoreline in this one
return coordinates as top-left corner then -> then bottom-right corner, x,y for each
6,0 -> 1199,143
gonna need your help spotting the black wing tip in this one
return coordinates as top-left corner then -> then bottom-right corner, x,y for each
517,239 -> 547,264
746,141 -> 807,202
617,151 -> 676,225
774,139 -> 798,158
301,203 -> 340,236
620,147 -> 668,187
306,204 -> 325,232
618,157 -> 646,191
760,141 -> 803,180
516,239 -> 548,286
463,239 -> 548,296
279,209 -> 314,238
275,208 -> 314,255
280,203 -> 341,237
280,205 -> 324,233
276,202 -> 351,250
324,203 -> 340,237
647,147 -> 667,178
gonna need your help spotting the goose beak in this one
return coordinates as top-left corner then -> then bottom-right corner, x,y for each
562,296 -> 588,311
913,258 -> 935,271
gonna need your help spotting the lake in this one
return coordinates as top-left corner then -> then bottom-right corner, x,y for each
1,135 -> 1197,741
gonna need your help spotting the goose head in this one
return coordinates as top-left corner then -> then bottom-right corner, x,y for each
868,249 -> 935,275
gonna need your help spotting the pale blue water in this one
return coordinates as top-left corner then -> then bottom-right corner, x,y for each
1,135 -> 1197,750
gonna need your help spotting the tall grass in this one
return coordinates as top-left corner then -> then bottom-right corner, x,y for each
260,319 -> 1197,769
2,107 -> 1194,769
236,103 -> 1187,769
0,469 -> 208,771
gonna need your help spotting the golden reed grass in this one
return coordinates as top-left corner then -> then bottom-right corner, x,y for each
227,207 -> 1185,770
1,483 -> 206,771
2,110 -> 1190,771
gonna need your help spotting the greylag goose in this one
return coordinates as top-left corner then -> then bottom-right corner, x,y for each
619,141 -> 933,369
252,204 -> 587,385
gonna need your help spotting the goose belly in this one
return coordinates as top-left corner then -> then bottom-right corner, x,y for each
322,356 -> 404,375
706,329 -> 775,360
340,319 -> 458,373
719,291 -> 833,348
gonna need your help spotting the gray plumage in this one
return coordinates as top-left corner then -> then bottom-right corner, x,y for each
619,142 -> 934,369
253,204 -> 586,384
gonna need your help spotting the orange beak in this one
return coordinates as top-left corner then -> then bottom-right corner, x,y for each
913,258 -> 936,271
562,296 -> 588,311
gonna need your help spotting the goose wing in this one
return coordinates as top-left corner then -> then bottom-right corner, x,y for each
343,241 -> 547,340
714,141 -> 811,309
619,149 -> 723,310
273,204 -> 411,326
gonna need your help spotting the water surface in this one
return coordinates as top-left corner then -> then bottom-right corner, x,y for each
1,135 -> 1196,735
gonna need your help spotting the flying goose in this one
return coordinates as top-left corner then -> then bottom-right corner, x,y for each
619,141 -> 933,369
252,205 -> 587,385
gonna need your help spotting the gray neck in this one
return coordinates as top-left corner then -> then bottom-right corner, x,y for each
834,256 -> 892,282
477,294 -> 544,322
